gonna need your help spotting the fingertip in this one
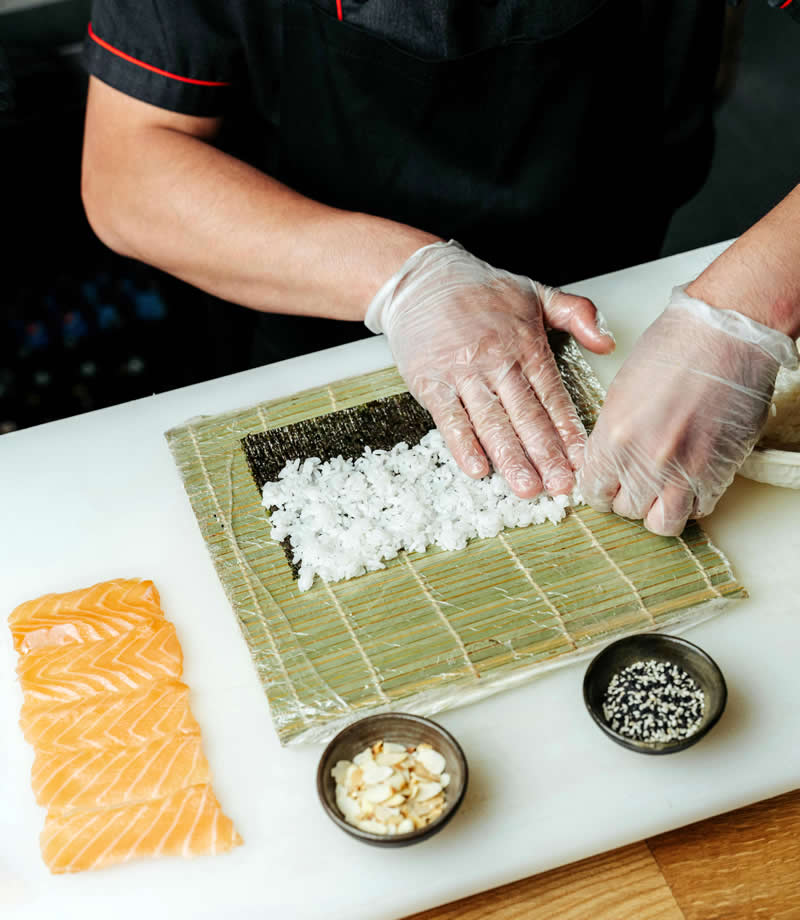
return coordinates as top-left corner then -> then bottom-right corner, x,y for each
644,517 -> 685,538
545,477 -> 574,497
644,497 -> 686,537
577,469 -> 619,513
560,299 -> 616,354
574,319 -> 616,355
586,333 -> 616,355
566,441 -> 586,471
584,497 -> 613,512
592,310 -> 615,340
466,455 -> 490,479
509,469 -> 544,499
426,389 -> 491,480
453,443 -> 489,479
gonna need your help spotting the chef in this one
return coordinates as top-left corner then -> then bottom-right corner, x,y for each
80,0 -> 800,536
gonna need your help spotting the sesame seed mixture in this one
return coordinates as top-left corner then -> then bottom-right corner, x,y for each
602,659 -> 705,743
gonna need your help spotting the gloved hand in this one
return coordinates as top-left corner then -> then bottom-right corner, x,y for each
579,284 -> 799,535
365,240 -> 615,497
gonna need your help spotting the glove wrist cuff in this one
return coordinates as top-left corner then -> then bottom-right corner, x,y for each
364,240 -> 460,334
670,284 -> 800,370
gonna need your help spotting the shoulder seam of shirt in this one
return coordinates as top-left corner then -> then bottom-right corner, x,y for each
87,22 -> 231,87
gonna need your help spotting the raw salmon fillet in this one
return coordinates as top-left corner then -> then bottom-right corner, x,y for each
10,578 -> 242,873
10,579 -> 164,655
20,680 -> 198,751
32,732 -> 209,815
17,623 -> 182,707
41,783 -> 243,874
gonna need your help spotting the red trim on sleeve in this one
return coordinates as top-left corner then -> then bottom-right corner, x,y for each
87,22 -> 231,87
336,0 -> 343,20
780,0 -> 792,8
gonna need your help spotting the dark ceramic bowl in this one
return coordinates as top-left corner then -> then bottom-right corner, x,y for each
583,633 -> 727,755
317,712 -> 468,846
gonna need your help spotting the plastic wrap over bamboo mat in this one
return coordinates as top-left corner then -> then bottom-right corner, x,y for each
165,337 -> 746,745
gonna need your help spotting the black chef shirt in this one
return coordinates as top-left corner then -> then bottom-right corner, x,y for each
83,1 -> 725,363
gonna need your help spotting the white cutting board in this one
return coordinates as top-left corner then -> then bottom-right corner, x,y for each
1,242 -> 799,920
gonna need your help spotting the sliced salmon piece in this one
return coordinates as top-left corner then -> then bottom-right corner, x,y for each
40,783 -> 243,873
18,624 -> 182,708
33,731 -> 210,816
9,579 -> 165,655
20,680 -> 198,751
11,578 -> 242,873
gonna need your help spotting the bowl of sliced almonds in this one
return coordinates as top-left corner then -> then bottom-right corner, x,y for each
316,712 -> 468,846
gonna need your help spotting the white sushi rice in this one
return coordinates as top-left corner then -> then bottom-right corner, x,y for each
759,362 -> 800,449
262,430 -> 581,592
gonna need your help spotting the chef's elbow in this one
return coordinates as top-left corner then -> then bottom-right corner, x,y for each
81,157 -> 137,259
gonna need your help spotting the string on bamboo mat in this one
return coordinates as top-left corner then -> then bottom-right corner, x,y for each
166,341 -> 747,745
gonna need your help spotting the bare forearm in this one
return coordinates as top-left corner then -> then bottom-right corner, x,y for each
686,183 -> 800,337
81,86 -> 437,322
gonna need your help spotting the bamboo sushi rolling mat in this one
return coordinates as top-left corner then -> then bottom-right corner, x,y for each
165,337 -> 746,745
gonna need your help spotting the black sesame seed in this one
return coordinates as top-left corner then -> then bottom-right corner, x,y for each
602,659 -> 705,743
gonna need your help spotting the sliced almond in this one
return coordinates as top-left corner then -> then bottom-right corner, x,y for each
330,760 -> 351,786
382,742 -> 407,755
417,748 -> 446,775
388,770 -> 408,791
362,763 -> 393,785
363,783 -> 392,804
336,788 -> 361,821
415,794 -> 444,816
374,804 -> 400,822
411,763 -> 437,782
353,748 -> 374,768
332,738 -> 450,835
345,765 -> 363,792
359,797 -> 375,817
416,781 -> 442,802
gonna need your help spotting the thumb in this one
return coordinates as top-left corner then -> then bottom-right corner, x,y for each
537,284 -> 616,355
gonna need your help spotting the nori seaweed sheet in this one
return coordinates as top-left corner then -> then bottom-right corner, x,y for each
241,392 -> 435,577
242,391 -> 434,489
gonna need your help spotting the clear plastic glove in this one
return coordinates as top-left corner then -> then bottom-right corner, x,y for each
579,285 -> 799,536
365,240 -> 615,498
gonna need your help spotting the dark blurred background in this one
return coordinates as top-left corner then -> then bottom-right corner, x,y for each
1,0 -> 798,434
